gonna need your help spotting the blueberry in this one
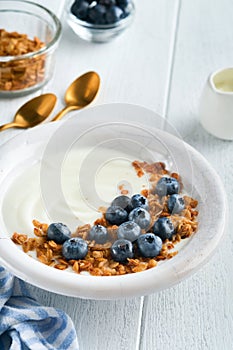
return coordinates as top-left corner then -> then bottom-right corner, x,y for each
89,225 -> 108,244
111,195 -> 132,213
136,233 -> 162,258
99,0 -> 116,5
117,221 -> 141,242
105,205 -> 128,225
128,208 -> 151,230
88,4 -> 106,24
62,237 -> 88,260
47,223 -> 71,244
105,5 -> 124,24
130,194 -> 149,210
155,177 -> 180,197
153,217 -> 175,241
71,1 -> 89,20
167,194 -> 185,214
116,0 -> 131,9
110,239 -> 134,262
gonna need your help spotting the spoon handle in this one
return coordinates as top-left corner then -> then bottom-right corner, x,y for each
51,105 -> 79,122
0,122 -> 19,132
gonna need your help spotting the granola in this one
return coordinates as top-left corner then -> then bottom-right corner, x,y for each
0,29 -> 45,91
11,161 -> 198,276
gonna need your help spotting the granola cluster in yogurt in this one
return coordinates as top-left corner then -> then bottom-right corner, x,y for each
12,161 -> 198,276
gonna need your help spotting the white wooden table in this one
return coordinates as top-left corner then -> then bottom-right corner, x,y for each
1,0 -> 233,349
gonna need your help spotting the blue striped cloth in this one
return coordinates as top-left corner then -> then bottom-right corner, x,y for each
0,266 -> 79,349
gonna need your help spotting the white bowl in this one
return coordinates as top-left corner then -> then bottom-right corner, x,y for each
0,104 -> 227,299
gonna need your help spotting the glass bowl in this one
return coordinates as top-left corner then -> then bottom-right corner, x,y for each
0,0 -> 62,97
66,0 -> 135,43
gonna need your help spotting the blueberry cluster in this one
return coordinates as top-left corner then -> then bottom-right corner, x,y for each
47,223 -> 88,260
154,177 -> 185,214
47,177 -> 185,264
104,180 -> 184,262
70,0 -> 132,25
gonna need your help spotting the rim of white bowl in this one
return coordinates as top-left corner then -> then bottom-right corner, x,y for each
0,104 -> 228,300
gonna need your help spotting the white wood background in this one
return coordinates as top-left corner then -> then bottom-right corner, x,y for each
1,0 -> 233,349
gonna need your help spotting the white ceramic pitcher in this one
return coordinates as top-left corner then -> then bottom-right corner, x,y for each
199,67 -> 233,140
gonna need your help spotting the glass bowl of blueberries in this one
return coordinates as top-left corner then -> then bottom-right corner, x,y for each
67,0 -> 135,43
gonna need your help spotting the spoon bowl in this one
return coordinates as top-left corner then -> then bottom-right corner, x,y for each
52,71 -> 100,121
0,94 -> 57,132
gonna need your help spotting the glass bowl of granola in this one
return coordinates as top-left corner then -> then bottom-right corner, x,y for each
0,0 -> 61,96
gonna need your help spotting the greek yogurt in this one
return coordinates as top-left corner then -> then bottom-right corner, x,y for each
2,147 -> 149,235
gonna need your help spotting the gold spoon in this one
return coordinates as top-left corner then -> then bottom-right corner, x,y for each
51,71 -> 100,121
0,93 -> 57,132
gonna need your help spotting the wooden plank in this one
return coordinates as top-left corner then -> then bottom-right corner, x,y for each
27,286 -> 144,350
33,0 -> 67,16
140,1 -> 233,349
46,0 -> 180,117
